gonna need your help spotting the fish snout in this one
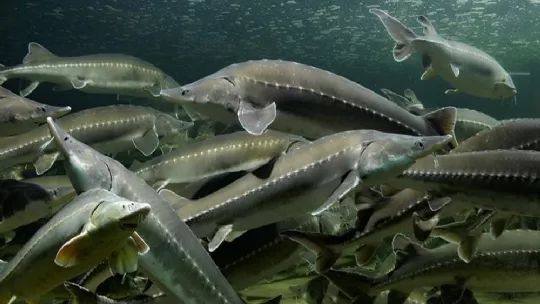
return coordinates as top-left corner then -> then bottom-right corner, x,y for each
119,202 -> 151,230
413,134 -> 453,156
160,86 -> 195,103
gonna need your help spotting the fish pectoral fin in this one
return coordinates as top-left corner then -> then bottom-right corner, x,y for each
144,83 -> 161,97
34,152 -> 60,175
1,231 -> 15,243
158,189 -> 192,210
131,232 -> 150,255
490,216 -> 509,239
311,171 -> 360,216
444,88 -> 460,95
20,81 -> 40,97
391,233 -> 430,268
70,78 -> 89,89
208,224 -> 234,252
23,42 -> 57,64
420,66 -> 437,80
132,127 -> 159,156
152,180 -> 169,191
55,231 -> 88,267
412,212 -> 439,242
457,235 -> 481,263
109,239 -> 140,274
182,104 -> 206,121
449,63 -> 460,77
251,156 -> 278,179
428,196 -> 452,211
237,100 -> 276,135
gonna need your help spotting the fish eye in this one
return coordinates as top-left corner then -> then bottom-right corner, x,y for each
181,89 -> 190,96
414,140 -> 424,149
37,106 -> 46,112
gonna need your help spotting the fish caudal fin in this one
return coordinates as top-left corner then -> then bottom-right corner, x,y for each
370,9 -> 417,62
422,107 -> 458,148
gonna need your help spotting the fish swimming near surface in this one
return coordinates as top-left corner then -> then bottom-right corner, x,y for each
0,105 -> 192,175
132,130 -> 307,190
0,86 -> 71,136
161,60 -> 457,143
46,117 -> 246,304
163,130 -> 452,252
371,9 -> 516,100
0,189 -> 150,304
0,42 -> 179,98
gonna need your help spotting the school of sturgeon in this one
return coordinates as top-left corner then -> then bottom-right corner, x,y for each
0,6 -> 535,304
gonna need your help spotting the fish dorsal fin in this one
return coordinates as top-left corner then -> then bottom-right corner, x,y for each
391,233 -> 429,268
422,107 -> 458,148
417,15 -> 438,38
23,42 -> 57,64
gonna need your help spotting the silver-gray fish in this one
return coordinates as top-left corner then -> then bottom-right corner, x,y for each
46,117 -> 245,304
0,86 -> 71,136
132,130 -> 306,190
0,42 -> 179,98
371,9 -> 516,100
0,105 -> 191,175
0,189 -> 150,303
165,130 -> 452,252
161,60 -> 457,143
451,119 -> 540,153
64,282 -> 162,304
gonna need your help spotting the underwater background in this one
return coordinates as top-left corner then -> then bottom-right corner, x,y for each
1,0 -> 538,117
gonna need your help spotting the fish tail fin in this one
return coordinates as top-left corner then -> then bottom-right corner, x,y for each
370,8 -> 417,62
281,230 -> 346,273
422,107 -> 458,148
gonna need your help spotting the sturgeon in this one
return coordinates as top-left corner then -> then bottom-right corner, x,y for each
451,118 -> 540,153
389,150 -> 540,216
161,60 -> 457,142
0,189 -> 150,303
132,130 -> 306,190
0,86 -> 70,136
284,189 -> 446,272
46,118 -> 245,304
371,9 -> 516,100
325,230 -> 540,304
163,130 -> 452,252
0,179 -> 75,237
0,43 -> 179,98
0,105 -> 191,175
64,282 -> 161,304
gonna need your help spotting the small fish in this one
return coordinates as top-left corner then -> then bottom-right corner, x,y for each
161,60 -> 457,143
0,42 -> 179,98
132,130 -> 306,190
46,117 -> 245,304
164,130 -> 452,252
0,86 -> 70,136
0,179 -> 75,238
0,189 -> 150,303
0,105 -> 191,175
371,9 -> 516,100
